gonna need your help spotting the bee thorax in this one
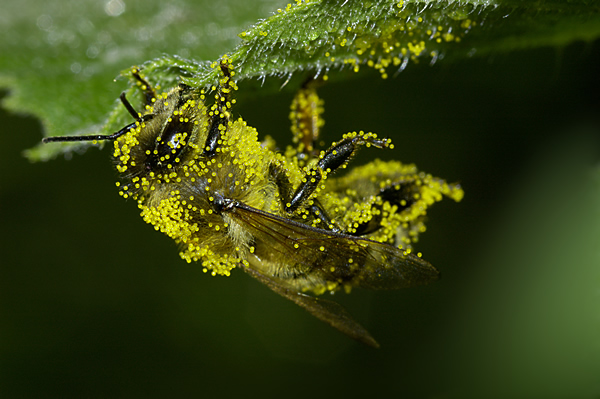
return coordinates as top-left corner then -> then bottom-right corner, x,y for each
211,192 -> 236,214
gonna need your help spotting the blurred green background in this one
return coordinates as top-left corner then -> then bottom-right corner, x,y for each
2,32 -> 600,399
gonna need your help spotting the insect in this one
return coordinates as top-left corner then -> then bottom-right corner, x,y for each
43,57 -> 463,347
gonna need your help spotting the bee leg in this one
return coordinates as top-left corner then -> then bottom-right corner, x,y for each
131,68 -> 157,106
270,161 -> 342,231
203,58 -> 236,157
347,180 -> 420,236
285,132 -> 391,213
309,202 -> 343,232
289,79 -> 324,163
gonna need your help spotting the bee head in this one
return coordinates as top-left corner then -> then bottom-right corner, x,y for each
113,84 -> 210,179
42,65 -> 232,202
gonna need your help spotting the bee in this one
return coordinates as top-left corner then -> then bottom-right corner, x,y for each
43,57 -> 463,347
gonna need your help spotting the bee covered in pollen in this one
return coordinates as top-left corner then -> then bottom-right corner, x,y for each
43,57 -> 464,348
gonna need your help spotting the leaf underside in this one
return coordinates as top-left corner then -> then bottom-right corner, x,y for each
0,0 -> 598,161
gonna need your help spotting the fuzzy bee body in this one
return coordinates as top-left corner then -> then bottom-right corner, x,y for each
44,58 -> 463,347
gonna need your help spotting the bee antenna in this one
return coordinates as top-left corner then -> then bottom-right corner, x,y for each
42,92 -> 150,144
119,92 -> 141,120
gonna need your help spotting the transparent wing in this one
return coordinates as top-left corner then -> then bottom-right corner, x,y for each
225,201 -> 439,290
243,265 -> 380,348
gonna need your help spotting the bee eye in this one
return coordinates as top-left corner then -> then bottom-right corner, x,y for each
153,117 -> 194,166
156,129 -> 187,160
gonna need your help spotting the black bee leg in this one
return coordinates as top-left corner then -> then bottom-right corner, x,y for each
203,58 -> 236,157
349,180 -> 419,236
270,162 -> 341,231
309,202 -> 342,232
285,132 -> 392,214
289,79 -> 324,164
131,68 -> 157,107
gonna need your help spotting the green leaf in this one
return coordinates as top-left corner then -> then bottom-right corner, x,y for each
1,0 -> 599,161
1,0 -> 285,161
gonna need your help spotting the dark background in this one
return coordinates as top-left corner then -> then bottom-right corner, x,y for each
2,41 -> 599,397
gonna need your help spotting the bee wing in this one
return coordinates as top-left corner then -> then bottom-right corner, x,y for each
242,264 -> 380,348
225,201 -> 439,290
